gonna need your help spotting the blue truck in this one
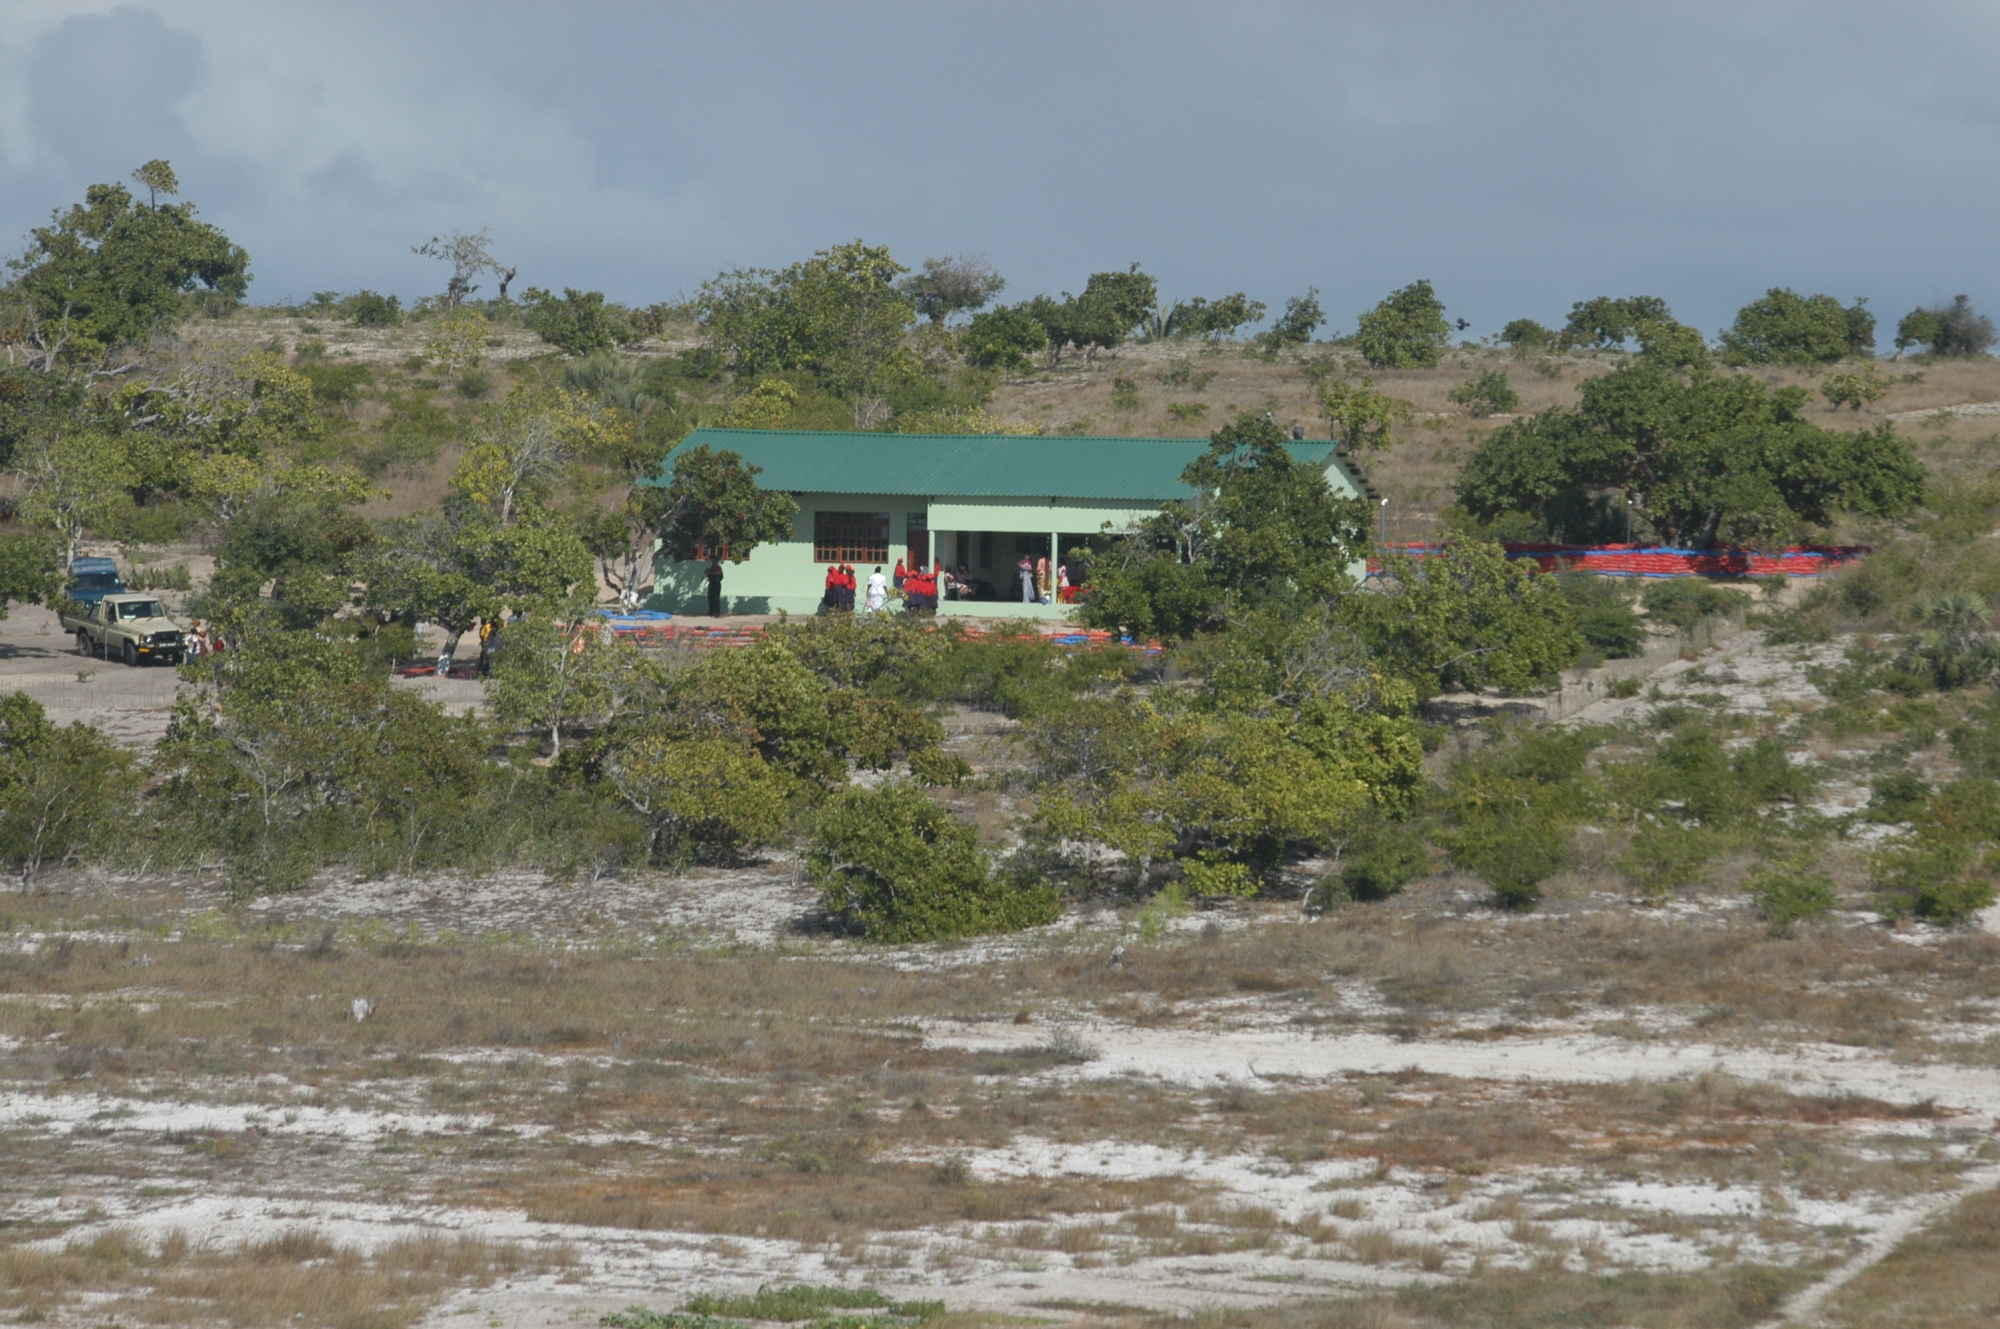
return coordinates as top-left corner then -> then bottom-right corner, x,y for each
64,557 -> 126,607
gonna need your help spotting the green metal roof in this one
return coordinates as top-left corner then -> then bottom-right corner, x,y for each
652,428 -> 1342,502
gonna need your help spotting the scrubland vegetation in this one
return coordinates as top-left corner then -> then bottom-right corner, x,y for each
4,162 -> 2000,1326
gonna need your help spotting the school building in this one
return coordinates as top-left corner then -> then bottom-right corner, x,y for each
642,428 -> 1378,618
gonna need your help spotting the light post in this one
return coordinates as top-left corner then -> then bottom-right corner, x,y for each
1379,497 -> 1389,549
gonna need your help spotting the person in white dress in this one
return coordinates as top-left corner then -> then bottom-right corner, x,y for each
864,566 -> 888,614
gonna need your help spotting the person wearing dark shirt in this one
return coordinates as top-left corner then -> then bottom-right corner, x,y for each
706,559 -> 725,617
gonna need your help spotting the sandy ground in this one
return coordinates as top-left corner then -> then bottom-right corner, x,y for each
9,594 -> 2000,1325
0,601 -> 492,748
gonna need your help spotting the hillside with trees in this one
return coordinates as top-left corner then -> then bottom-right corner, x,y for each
9,160 -> 2000,1328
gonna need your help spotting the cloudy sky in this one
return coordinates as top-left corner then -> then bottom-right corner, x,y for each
1,1 -> 1994,339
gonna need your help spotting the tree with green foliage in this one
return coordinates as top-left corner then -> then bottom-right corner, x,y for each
648,442 -> 799,567
897,255 -> 1005,325
698,241 -> 916,409
113,347 -> 326,509
1173,293 -> 1266,341
1454,355 -> 1924,547
1353,280 -> 1451,369
1498,318 -> 1555,352
1558,295 -> 1674,351
0,535 -> 59,617
1323,807 -> 1431,902
1254,288 -> 1324,353
1354,541 -> 1583,696
0,692 -> 134,892
1022,265 -> 1158,365
2,162 -> 248,370
1076,414 -> 1368,640
1895,295 -> 1995,358
1432,727 -> 1599,910
519,287 -> 638,356
452,384 -> 627,524
158,630 -> 488,893
488,599 -> 643,754
1719,289 -> 1874,365
13,425 -> 133,571
808,782 -> 1059,941
960,305 -> 1049,371
364,505 -> 593,664
601,731 -> 793,864
206,467 -> 376,629
1447,369 -> 1521,418
1318,372 -> 1414,452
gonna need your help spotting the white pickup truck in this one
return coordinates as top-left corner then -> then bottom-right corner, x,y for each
59,594 -> 188,666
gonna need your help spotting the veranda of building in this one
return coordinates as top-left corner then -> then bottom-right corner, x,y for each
643,429 -> 1377,619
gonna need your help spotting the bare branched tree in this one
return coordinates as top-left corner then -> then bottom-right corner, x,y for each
412,227 -> 509,306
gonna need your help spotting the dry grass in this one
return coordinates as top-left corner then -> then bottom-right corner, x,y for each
185,303 -> 2000,543
981,343 -> 2000,543
1815,1182 -> 2000,1328
1131,1263 -> 1814,1329
0,1224 -> 571,1327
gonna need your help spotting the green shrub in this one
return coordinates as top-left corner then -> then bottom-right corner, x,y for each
1252,288 -> 1323,353
681,1285 -> 941,1322
298,360 -> 373,405
0,693 -> 135,890
345,290 -> 401,326
807,783 -> 1060,942
1822,365 -> 1888,411
1895,295 -> 1995,357
1620,820 -> 1726,899
1498,319 -> 1555,352
1556,573 -> 1643,657
1447,369 -> 1521,418
1438,805 -> 1571,910
1433,727 -> 1598,910
1354,279 -> 1451,369
961,304 -> 1049,371
1718,289 -> 1874,365
1744,860 -> 1836,934
520,286 -> 637,356
91,497 -> 203,545
1866,770 -> 1934,824
1326,809 -> 1430,902
1872,837 -> 1994,925
1640,579 -> 1751,633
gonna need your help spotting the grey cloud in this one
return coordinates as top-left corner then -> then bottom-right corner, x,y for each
27,6 -> 203,174
1,1 -> 1997,337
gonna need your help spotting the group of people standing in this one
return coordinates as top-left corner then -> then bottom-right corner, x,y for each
821,558 -> 955,615
183,618 -> 224,658
900,563 -> 940,612
822,562 -> 889,615
1017,554 -> 1067,604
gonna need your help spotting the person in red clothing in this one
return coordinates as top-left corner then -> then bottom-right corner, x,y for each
840,563 -> 857,610
893,558 -> 907,590
823,564 -> 841,613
